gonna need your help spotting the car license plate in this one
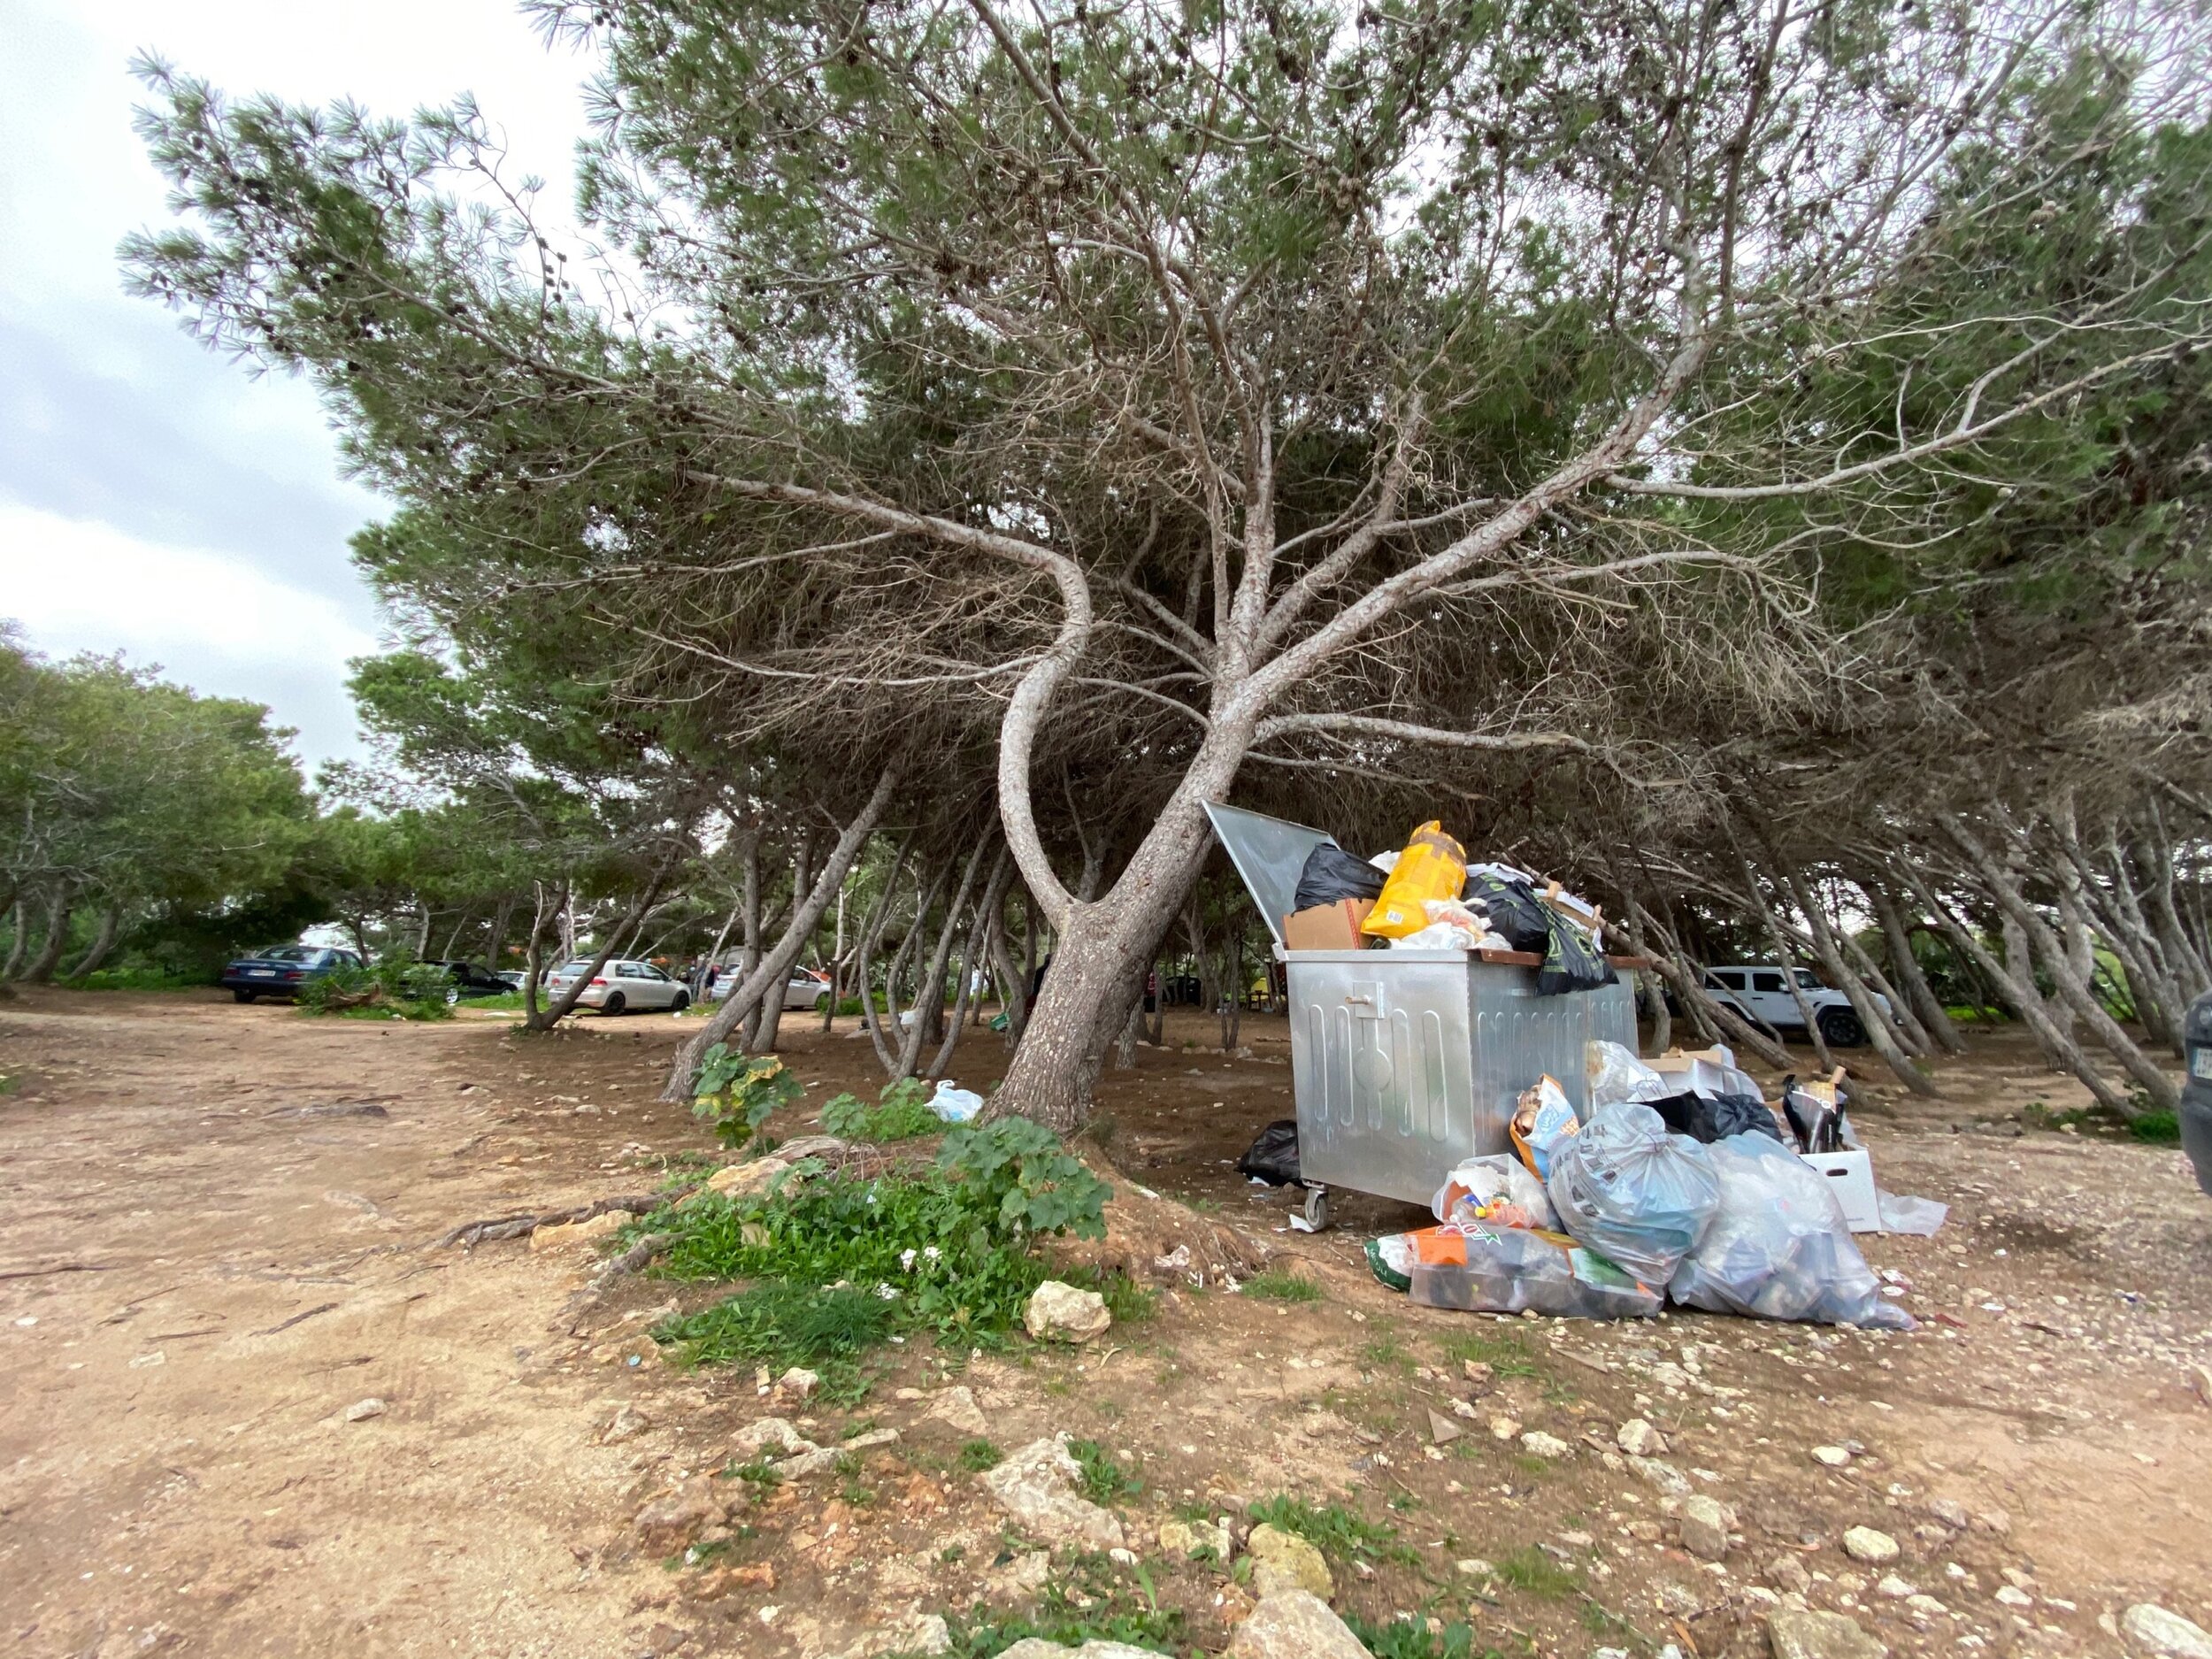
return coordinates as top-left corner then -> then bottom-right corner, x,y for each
2193,1046 -> 2212,1081
249,969 -> 274,977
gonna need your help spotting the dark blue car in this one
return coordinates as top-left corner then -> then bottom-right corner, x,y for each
2183,991 -> 2212,1197
220,944 -> 363,1003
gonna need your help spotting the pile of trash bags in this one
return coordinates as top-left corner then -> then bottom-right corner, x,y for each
1292,826 -> 1611,995
1369,1040 -> 1924,1330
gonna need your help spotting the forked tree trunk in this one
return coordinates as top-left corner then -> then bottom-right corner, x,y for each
64,905 -> 123,980
752,831 -> 812,1055
930,849 -> 1010,1079
1738,859 -> 1835,1072
1781,870 -> 1937,1094
20,887 -> 73,985
896,839 -> 987,1078
661,768 -> 897,1099
2,900 -> 26,980
1866,877 -> 1965,1055
521,879 -> 564,1023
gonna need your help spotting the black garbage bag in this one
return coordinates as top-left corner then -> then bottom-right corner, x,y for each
1535,914 -> 1611,996
1294,844 -> 1386,911
1236,1118 -> 1305,1187
1648,1089 -> 1787,1145
1464,872 -> 1550,951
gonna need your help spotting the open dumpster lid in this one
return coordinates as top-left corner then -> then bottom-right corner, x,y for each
1202,801 -> 1339,950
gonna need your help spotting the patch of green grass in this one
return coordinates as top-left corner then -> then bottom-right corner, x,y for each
1359,1333 -> 1417,1372
1247,1495 -> 1417,1567
723,1455 -> 784,1494
1243,1268 -> 1323,1302
1066,1439 -> 1142,1506
821,1078 -> 944,1143
2129,1110 -> 2182,1146
656,1282 -> 891,1399
1436,1327 -> 1540,1378
1087,1272 -> 1158,1325
1580,1601 -> 1636,1637
62,966 -> 208,991
1347,1612 -> 1491,1659
1494,1545 -> 1582,1599
957,1439 -> 1003,1472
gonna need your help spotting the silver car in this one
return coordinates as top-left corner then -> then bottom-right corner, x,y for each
708,966 -> 833,1011
543,957 -> 691,1015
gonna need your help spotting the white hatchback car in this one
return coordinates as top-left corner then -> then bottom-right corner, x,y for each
708,966 -> 833,1011
544,957 -> 690,1015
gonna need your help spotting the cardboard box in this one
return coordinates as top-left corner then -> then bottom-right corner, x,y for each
1801,1149 -> 1880,1233
1281,899 -> 1375,952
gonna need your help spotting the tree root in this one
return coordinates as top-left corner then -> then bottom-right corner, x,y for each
434,1187 -> 695,1250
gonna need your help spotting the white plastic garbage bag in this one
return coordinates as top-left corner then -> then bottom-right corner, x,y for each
929,1079 -> 984,1124
1670,1133 -> 1914,1329
1546,1102 -> 1720,1285
1875,1189 -> 1947,1236
1432,1152 -> 1560,1232
1586,1041 -> 1672,1110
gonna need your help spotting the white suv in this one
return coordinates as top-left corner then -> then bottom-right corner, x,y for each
1701,965 -> 1885,1048
544,958 -> 690,1015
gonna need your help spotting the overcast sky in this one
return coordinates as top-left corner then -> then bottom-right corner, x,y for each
0,0 -> 596,772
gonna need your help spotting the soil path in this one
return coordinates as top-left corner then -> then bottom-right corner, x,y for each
3,990 -> 2208,1659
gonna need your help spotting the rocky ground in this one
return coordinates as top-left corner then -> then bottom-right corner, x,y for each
2,988 -> 2209,1659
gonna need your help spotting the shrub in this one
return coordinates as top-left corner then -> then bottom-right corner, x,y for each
1066,1439 -> 1142,1505
296,955 -> 453,1020
2129,1110 -> 2182,1146
1243,1268 -> 1322,1302
1347,1613 -> 1487,1659
939,1117 -> 1111,1240
1246,1495 -> 1417,1566
821,1077 -> 943,1142
692,1045 -> 803,1148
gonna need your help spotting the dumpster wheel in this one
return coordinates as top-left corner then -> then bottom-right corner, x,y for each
1302,1185 -> 1332,1233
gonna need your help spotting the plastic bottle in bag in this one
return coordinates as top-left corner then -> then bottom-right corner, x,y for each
1406,1225 -> 1661,1319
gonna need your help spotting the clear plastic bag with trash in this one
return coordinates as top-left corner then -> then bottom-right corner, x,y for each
1432,1152 -> 1560,1232
1406,1224 -> 1661,1319
928,1079 -> 984,1124
1545,1102 -> 1721,1285
1668,1133 -> 1915,1329
1586,1041 -> 1674,1110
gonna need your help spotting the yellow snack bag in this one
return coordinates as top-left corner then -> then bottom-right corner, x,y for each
1360,821 -> 1468,938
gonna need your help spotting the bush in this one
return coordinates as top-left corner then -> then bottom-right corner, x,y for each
821,1077 -> 943,1142
692,1045 -> 803,1148
62,966 -> 208,991
2129,1110 -> 2182,1146
1347,1613 -> 1486,1659
296,955 -> 453,1020
1246,1495 -> 1417,1567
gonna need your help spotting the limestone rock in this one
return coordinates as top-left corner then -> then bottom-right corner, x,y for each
781,1426 -> 897,1479
342,1397 -> 386,1423
930,1384 -> 989,1436
602,1403 -> 650,1443
986,1549 -> 1053,1598
1519,1430 -> 1571,1459
531,1210 -> 632,1251
1811,1445 -> 1852,1468
1159,1517 -> 1231,1559
776,1366 -> 820,1401
1024,1281 -> 1111,1343
2122,1605 -> 2212,1659
1765,1609 -> 1888,1659
1427,1409 -> 1464,1444
1629,1455 -> 1692,1497
1678,1495 -> 1732,1562
1616,1417 -> 1667,1456
1244,1524 -> 1333,1601
832,1612 -> 953,1658
1224,1590 -> 1372,1659
733,1417 -> 814,1458
978,1438 -> 1126,1550
1923,1497 -> 1970,1531
699,1159 -> 799,1202
999,1643 -> 1170,1659
1765,1555 -> 1812,1595
1840,1526 -> 1899,1565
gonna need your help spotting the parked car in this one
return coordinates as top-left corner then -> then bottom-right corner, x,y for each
1699,964 -> 1887,1048
419,960 -> 513,999
495,970 -> 527,989
221,944 -> 364,1002
543,957 -> 690,1014
2182,990 -> 2212,1197
709,966 -> 833,1011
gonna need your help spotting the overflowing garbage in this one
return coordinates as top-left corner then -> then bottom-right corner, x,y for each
1284,826 -> 1610,995
1370,1037 -> 1941,1330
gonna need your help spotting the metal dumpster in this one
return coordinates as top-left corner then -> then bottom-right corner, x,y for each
1206,802 -> 1635,1226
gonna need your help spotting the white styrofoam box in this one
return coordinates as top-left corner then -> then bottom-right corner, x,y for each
1801,1149 -> 1880,1233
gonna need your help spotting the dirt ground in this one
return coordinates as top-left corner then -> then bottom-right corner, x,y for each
3,988 -> 2209,1659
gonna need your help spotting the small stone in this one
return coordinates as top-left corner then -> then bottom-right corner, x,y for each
930,1384 -> 989,1436
530,1209 -> 632,1251
1876,1576 -> 1916,1599
1658,1584 -> 1703,1617
1224,1589 -> 1371,1659
777,1366 -> 820,1401
1159,1518 -> 1231,1559
1841,1526 -> 1899,1565
987,1549 -> 1053,1598
1765,1609 -> 1888,1659
634,1478 -> 723,1548
1519,1430 -> 1571,1459
1970,1507 -> 2011,1536
1629,1455 -> 1693,1497
603,1403 -> 650,1442
1245,1524 -> 1333,1600
1024,1281 -> 1111,1344
1766,1555 -> 1812,1594
1903,1595 -> 1950,1621
1454,1558 -> 1494,1579
1463,1360 -> 1496,1391
342,1398 -> 386,1423
1626,1520 -> 1664,1543
1488,1415 -> 1522,1440
1428,1409 -> 1464,1445
1811,1445 -> 1853,1468
1994,1586 -> 2033,1609
732,1417 -> 814,1458
1678,1495 -> 1732,1561
831,1612 -> 955,1658
2122,1605 -> 2212,1659
700,1158 -> 797,1202
1617,1417 -> 1667,1456
1924,1498 -> 1970,1531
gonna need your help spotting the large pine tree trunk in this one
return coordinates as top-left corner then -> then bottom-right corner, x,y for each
1782,870 -> 1938,1094
20,887 -> 73,985
1866,877 -> 1964,1055
64,906 -> 123,980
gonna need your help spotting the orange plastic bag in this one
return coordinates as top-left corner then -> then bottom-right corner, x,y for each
1360,822 -> 1468,938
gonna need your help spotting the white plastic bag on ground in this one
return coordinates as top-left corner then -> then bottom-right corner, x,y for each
929,1079 -> 984,1123
1586,1041 -> 1672,1110
1670,1133 -> 1914,1329
1432,1152 -> 1560,1232
1546,1102 -> 1720,1285
1876,1189 -> 1947,1236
